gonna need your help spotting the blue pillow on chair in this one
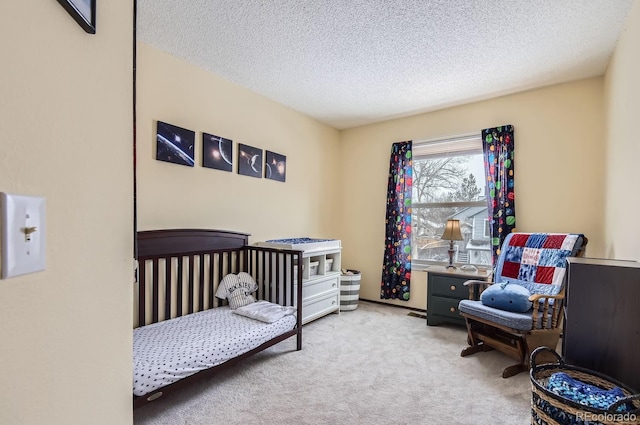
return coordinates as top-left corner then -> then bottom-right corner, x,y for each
480,281 -> 533,313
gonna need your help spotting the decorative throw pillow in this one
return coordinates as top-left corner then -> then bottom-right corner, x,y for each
215,272 -> 258,310
547,372 -> 631,412
480,281 -> 533,313
233,300 -> 296,323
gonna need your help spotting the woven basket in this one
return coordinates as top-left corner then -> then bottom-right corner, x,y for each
530,347 -> 640,425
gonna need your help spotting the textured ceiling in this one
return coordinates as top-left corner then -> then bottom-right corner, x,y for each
137,0 -> 634,129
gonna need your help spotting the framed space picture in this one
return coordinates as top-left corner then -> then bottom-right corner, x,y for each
202,133 -> 233,172
57,0 -> 96,34
265,151 -> 286,182
237,144 -> 262,178
155,121 -> 195,167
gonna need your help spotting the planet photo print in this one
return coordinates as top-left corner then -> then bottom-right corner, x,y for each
156,121 -> 195,167
265,150 -> 286,182
237,143 -> 263,178
202,133 -> 233,172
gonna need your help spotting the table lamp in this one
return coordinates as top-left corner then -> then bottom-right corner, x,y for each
441,219 -> 463,269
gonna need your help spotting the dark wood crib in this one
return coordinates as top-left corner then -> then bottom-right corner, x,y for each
134,229 -> 303,409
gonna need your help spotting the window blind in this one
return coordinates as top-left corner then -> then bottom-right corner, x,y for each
413,133 -> 482,158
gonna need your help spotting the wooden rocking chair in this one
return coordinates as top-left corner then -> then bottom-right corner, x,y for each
458,233 -> 588,378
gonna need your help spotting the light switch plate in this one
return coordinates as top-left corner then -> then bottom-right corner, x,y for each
1,193 -> 46,279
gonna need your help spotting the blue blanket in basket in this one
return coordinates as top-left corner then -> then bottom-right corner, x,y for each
547,372 -> 631,412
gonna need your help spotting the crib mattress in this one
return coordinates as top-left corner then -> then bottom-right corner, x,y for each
133,306 -> 296,396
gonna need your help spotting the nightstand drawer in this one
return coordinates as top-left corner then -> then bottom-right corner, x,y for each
429,275 -> 469,299
429,296 -> 464,321
427,268 -> 491,326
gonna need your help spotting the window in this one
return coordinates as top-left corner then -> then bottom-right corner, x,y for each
483,219 -> 490,238
411,134 -> 492,267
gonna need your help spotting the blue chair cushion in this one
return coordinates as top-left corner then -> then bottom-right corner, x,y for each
458,299 -> 534,331
459,299 -> 556,331
480,282 -> 533,313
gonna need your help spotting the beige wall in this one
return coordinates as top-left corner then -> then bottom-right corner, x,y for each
604,1 -> 640,261
339,79 -> 605,310
136,43 -> 341,243
0,3 -> 133,425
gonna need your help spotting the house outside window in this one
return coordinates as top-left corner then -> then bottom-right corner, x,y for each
411,134 -> 492,268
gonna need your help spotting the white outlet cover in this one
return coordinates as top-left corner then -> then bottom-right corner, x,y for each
1,193 -> 46,279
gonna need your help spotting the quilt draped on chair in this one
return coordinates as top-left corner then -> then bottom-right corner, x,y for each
482,125 -> 516,264
381,141 -> 412,301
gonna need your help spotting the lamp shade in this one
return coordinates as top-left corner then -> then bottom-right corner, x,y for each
441,219 -> 463,241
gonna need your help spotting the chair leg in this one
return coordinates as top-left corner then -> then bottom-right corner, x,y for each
502,334 -> 544,378
462,319 -> 479,356
461,344 -> 489,357
461,320 -> 494,357
524,332 -> 561,366
502,363 -> 527,378
499,334 -> 528,378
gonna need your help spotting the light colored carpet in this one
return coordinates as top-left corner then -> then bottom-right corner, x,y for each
134,301 -> 532,424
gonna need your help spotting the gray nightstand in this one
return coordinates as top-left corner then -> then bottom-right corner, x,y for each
426,266 -> 492,326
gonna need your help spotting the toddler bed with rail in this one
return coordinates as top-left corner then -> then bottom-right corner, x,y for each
133,228 -> 303,409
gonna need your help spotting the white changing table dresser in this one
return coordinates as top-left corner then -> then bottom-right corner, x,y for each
256,238 -> 341,324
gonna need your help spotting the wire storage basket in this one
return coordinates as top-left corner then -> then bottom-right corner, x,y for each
530,347 -> 640,425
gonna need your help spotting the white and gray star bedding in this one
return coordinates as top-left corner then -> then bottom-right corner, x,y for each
133,306 -> 296,396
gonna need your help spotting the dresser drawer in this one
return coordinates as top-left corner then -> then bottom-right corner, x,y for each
429,296 -> 464,322
303,275 -> 339,299
303,293 -> 339,324
429,274 -> 469,299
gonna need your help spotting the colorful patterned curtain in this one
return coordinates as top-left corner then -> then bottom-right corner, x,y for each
482,125 -> 516,264
381,141 -> 412,301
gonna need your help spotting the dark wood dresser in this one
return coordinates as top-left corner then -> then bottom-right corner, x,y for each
564,257 -> 640,392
